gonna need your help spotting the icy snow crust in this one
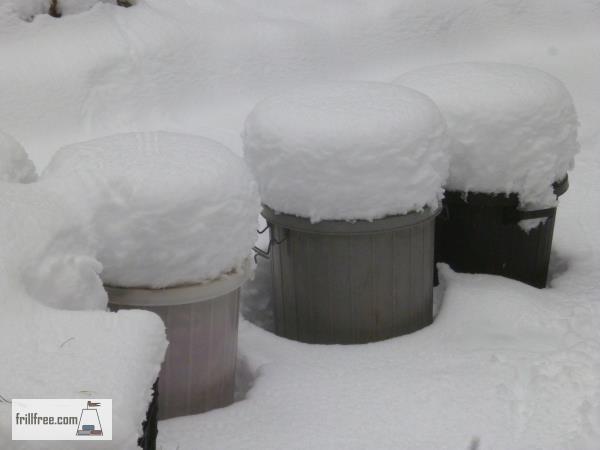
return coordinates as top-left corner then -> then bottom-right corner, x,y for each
43,131 -> 260,288
0,130 -> 36,183
243,83 -> 448,222
395,62 -> 579,208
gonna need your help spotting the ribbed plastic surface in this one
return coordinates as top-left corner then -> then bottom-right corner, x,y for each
264,207 -> 439,344
109,289 -> 240,420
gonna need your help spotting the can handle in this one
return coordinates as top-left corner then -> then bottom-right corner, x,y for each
252,223 -> 288,262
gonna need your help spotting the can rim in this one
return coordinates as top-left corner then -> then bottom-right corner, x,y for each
261,205 -> 441,235
105,257 -> 253,307
444,175 -> 569,206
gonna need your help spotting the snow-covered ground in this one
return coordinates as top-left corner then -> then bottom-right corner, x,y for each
1,0 -> 600,449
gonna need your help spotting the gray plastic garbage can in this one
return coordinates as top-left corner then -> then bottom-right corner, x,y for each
107,259 -> 252,419
262,206 -> 440,344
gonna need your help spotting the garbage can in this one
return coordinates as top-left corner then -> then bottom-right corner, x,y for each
42,131 -> 260,417
107,258 -> 252,419
435,176 -> 568,288
262,206 -> 440,344
395,63 -> 579,288
138,380 -> 159,450
243,82 -> 449,344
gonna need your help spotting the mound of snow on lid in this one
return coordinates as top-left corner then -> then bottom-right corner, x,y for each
42,131 -> 260,288
243,82 -> 448,222
395,63 -> 579,208
0,130 -> 36,182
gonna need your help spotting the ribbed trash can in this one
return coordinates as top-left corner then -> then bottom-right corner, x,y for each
244,82 -> 449,344
263,206 -> 440,344
107,258 -> 252,419
435,176 -> 568,288
395,63 -> 579,289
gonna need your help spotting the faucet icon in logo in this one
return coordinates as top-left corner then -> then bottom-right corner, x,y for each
76,401 -> 103,436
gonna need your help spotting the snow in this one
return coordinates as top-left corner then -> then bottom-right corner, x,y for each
0,183 -> 105,311
159,267 -> 600,450
0,183 -> 167,449
16,191 -> 107,311
243,82 -> 448,222
0,304 -> 166,449
395,62 -> 580,209
0,131 -> 36,183
57,0 -> 127,16
42,131 -> 260,288
0,0 -> 126,21
1,0 -> 600,449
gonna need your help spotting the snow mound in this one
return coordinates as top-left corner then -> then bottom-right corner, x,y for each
1,183 -> 105,311
243,82 -> 449,222
0,304 -> 166,450
42,131 -> 260,288
395,62 -> 579,208
0,130 -> 36,183
0,182 -> 167,448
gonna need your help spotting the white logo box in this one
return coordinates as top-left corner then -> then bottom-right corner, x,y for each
12,399 -> 112,441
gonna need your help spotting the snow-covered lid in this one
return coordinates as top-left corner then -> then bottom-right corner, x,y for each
243,82 -> 449,222
42,131 -> 261,289
395,62 -> 579,208
0,130 -> 37,183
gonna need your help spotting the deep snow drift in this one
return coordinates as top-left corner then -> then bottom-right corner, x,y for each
395,62 -> 579,209
1,0 -> 600,449
243,82 -> 448,222
43,131 -> 260,288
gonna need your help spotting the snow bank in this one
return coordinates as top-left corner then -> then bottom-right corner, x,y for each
1,183 -> 104,310
0,303 -> 166,449
14,189 -> 107,311
394,62 -> 579,208
243,82 -> 448,222
43,131 -> 260,288
0,182 -> 167,449
0,131 -> 36,183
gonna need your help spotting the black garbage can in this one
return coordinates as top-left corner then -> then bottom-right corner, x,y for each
138,381 -> 159,450
435,176 -> 568,288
